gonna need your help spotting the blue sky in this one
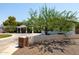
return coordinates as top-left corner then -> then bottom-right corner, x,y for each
0,3 -> 79,24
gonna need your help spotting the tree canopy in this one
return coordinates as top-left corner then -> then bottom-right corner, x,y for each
3,16 -> 17,26
2,5 -> 78,33
3,16 -> 22,33
23,5 -> 78,34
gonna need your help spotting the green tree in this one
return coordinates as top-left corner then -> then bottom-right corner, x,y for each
24,5 -> 78,34
16,21 -> 22,26
3,16 -> 22,33
3,16 -> 17,26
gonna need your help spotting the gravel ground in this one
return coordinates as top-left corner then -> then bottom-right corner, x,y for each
12,43 -> 79,55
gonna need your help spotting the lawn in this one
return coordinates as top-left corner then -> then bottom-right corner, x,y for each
0,34 -> 12,38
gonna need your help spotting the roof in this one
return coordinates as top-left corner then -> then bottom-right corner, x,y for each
17,25 -> 26,28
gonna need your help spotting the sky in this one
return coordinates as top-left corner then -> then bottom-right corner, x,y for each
0,3 -> 79,24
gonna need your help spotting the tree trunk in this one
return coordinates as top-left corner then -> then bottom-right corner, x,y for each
45,26 -> 48,35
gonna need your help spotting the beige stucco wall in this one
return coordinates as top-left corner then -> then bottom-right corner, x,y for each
28,34 -> 79,45
28,35 -> 65,44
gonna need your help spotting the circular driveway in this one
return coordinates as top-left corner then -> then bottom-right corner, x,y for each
0,33 -> 41,55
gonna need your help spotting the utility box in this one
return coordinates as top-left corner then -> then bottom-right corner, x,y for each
18,36 -> 29,48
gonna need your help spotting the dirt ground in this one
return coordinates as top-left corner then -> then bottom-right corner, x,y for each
12,44 -> 79,55
12,34 -> 79,55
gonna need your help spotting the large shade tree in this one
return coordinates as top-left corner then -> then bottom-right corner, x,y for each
23,5 -> 78,34
3,16 -> 17,26
3,16 -> 22,33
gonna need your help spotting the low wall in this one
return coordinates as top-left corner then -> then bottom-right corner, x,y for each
28,34 -> 79,45
29,35 -> 65,44
42,31 -> 75,35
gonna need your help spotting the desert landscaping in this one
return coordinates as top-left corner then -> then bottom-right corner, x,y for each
1,3 -> 79,55
11,34 -> 79,55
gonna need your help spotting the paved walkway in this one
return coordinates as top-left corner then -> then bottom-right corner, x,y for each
0,33 -> 24,55
0,33 -> 41,55
0,41 -> 18,55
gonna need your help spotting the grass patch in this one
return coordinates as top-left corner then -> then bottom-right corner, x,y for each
0,34 -> 12,38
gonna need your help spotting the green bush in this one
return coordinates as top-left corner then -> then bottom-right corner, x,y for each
4,26 -> 16,33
